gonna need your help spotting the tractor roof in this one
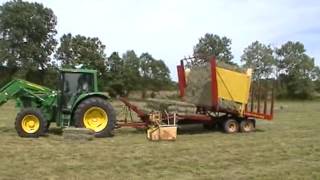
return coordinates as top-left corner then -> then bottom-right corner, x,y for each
60,69 -> 97,74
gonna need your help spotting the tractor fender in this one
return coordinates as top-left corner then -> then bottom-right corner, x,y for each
71,92 -> 111,120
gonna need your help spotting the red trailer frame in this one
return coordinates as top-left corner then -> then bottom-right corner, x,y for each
117,56 -> 274,133
177,56 -> 274,121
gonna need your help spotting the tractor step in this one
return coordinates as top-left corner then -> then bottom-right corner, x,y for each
61,114 -> 71,127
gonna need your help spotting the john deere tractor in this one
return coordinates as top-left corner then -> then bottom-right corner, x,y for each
0,69 -> 116,138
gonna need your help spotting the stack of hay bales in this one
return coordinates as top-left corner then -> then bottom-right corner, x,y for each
184,62 -> 244,113
146,98 -> 196,114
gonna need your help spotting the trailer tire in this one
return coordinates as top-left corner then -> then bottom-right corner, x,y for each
15,108 -> 47,138
74,97 -> 116,138
223,119 -> 239,133
240,119 -> 254,133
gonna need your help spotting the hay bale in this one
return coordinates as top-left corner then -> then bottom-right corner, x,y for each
146,98 -> 195,107
185,65 -> 212,107
146,98 -> 196,113
216,61 -> 246,73
185,63 -> 243,113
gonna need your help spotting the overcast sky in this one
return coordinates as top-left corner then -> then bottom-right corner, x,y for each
2,0 -> 320,80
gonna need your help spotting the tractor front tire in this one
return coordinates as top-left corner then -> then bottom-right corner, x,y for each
74,97 -> 116,138
15,108 -> 47,138
223,119 -> 239,134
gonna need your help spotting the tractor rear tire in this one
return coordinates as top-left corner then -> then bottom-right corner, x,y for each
74,97 -> 116,138
223,119 -> 239,134
15,108 -> 47,138
240,119 -> 254,133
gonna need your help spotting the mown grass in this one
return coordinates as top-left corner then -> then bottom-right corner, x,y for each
0,100 -> 320,180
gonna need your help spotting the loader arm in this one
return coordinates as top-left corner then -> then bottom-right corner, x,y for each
0,79 -> 56,107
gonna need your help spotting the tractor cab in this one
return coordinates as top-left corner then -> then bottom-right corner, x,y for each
59,69 -> 98,110
57,69 -> 102,127
55,68 -> 115,136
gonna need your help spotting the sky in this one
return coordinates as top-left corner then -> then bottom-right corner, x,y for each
2,0 -> 320,80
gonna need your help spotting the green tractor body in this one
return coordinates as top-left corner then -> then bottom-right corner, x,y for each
0,69 -> 116,137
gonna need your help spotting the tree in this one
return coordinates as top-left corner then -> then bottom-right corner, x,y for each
105,52 -> 125,96
140,53 -> 171,91
105,51 -> 173,97
241,41 -> 275,80
276,41 -> 316,98
193,33 -> 234,64
122,50 -> 141,93
0,0 -> 57,71
276,42 -> 313,76
55,33 -> 107,89
55,33 -> 107,73
107,52 -> 123,74
312,66 -> 320,93
140,53 -> 154,86
150,59 -> 171,88
106,50 -> 142,96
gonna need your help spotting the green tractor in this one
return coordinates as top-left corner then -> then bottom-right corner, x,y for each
0,69 -> 116,138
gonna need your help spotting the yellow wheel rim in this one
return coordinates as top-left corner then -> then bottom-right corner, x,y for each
21,115 -> 40,133
83,107 -> 108,132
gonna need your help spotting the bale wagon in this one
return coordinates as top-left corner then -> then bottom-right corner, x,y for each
175,56 -> 274,133
117,56 -> 274,134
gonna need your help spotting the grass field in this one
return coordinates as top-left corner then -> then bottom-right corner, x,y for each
0,100 -> 320,180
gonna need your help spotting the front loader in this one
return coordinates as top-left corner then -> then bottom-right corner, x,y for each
0,69 -> 116,138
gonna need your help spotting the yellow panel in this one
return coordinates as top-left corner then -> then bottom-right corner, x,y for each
216,67 -> 251,104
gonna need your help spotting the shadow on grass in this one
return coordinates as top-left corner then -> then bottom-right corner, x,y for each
254,129 -> 265,133
178,125 -> 220,135
118,125 -> 218,135
116,127 -> 146,135
48,128 -> 63,135
0,127 -> 14,133
129,128 -> 146,134
0,125 -> 265,138
178,124 -> 266,134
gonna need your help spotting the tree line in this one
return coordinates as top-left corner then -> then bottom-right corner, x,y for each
193,34 -> 320,99
0,0 -> 174,97
1,0 -> 319,99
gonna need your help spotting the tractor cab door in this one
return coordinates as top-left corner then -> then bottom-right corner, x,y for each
60,72 -> 94,110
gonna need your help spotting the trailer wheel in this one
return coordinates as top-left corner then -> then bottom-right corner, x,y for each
223,119 -> 239,133
15,108 -> 47,138
74,97 -> 116,138
240,119 -> 254,133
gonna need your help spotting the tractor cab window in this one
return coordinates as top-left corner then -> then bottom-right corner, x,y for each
61,72 -> 94,108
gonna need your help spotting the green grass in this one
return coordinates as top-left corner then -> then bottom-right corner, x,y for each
0,101 -> 320,180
